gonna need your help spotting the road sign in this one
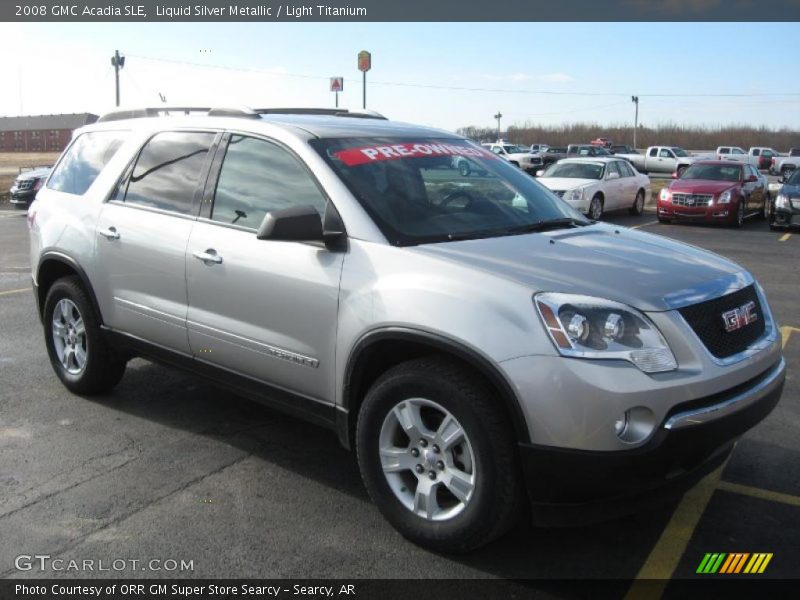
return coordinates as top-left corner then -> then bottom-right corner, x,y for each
358,50 -> 371,72
330,77 -> 344,92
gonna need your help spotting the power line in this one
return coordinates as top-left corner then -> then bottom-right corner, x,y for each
125,54 -> 800,99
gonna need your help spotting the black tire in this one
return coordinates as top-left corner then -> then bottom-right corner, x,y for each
629,189 -> 645,216
589,194 -> 604,220
356,357 -> 523,553
43,276 -> 127,395
732,201 -> 745,228
760,194 -> 770,221
458,160 -> 471,177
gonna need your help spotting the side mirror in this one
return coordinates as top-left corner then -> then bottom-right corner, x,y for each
257,204 -> 323,241
670,171 -> 679,179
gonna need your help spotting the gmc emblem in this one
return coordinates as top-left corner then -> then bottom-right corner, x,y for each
722,301 -> 758,333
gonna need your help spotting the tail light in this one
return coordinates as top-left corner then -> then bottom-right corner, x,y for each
33,179 -> 44,191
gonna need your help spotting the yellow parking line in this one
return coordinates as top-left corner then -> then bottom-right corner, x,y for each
717,480 -> 800,508
631,220 -> 658,230
778,233 -> 791,242
623,461 -> 727,599
0,287 -> 28,297
781,326 -> 800,349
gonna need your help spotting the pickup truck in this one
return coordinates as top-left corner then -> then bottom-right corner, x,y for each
541,146 -> 567,166
481,141 -> 544,173
610,144 -> 638,155
772,154 -> 800,178
614,146 -> 700,175
716,146 -> 777,168
566,144 -> 612,157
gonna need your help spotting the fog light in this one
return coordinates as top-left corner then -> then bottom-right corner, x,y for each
615,407 -> 656,444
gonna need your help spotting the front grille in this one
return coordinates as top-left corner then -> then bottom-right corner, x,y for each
678,285 -> 765,359
531,157 -> 542,165
15,179 -> 34,191
672,193 -> 713,207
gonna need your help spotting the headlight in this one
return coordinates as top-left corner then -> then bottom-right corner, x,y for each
659,188 -> 670,201
717,190 -> 732,204
566,187 -> 584,202
775,194 -> 789,209
534,293 -> 678,373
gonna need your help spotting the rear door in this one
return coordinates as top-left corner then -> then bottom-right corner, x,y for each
94,130 -> 219,353
185,133 -> 344,402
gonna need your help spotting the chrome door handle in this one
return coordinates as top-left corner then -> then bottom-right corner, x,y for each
98,227 -> 120,240
193,250 -> 223,264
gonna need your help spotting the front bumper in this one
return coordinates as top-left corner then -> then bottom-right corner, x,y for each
9,187 -> 36,205
772,203 -> 800,228
657,199 -> 737,222
519,357 -> 785,524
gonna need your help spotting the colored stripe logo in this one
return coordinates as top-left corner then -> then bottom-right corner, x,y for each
697,552 -> 773,574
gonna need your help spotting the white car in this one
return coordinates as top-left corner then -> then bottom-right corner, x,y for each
537,157 -> 651,220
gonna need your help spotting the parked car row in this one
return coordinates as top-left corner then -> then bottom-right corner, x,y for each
8,166 -> 52,208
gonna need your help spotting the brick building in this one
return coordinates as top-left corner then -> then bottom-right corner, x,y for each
0,113 -> 98,153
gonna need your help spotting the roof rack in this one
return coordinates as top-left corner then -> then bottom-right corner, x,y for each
97,106 -> 387,123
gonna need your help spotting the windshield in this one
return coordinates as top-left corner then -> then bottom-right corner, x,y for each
503,145 -> 528,154
787,169 -> 800,185
543,161 -> 604,180
311,137 -> 588,246
681,163 -> 742,182
672,148 -> 690,157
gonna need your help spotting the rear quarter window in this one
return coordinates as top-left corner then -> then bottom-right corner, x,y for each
47,131 -> 129,195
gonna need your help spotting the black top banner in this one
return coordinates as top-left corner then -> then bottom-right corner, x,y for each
4,0 -> 800,22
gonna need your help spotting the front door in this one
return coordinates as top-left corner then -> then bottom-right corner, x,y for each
185,134 -> 344,403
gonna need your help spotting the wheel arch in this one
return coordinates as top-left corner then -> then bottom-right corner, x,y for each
36,251 -> 103,325
338,328 -> 532,450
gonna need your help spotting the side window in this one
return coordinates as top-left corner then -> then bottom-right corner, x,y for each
649,148 -> 658,157
617,161 -> 633,177
211,135 -> 327,229
607,161 -> 622,177
47,131 -> 128,195
659,149 -> 673,158
121,131 -> 215,214
732,148 -> 744,155
752,149 -> 760,156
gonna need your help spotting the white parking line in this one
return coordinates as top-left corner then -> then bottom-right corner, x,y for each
630,220 -> 658,230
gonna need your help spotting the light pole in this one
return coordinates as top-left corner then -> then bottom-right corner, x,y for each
494,112 -> 502,141
631,96 -> 639,149
111,50 -> 125,107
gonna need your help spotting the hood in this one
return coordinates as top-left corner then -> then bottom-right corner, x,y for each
669,179 -> 737,194
780,182 -> 800,198
411,223 -> 745,312
539,177 -> 598,191
15,167 -> 51,181
507,152 -> 537,160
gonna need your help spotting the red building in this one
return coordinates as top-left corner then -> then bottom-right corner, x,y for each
0,113 -> 98,153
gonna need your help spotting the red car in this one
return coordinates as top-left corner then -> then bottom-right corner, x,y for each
589,137 -> 613,148
657,161 -> 768,227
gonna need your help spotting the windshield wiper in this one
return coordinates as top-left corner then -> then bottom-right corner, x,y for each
505,217 -> 588,234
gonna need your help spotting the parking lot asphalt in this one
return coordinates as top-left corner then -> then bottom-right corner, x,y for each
0,206 -> 797,589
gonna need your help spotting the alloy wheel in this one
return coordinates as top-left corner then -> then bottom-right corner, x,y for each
51,298 -> 87,375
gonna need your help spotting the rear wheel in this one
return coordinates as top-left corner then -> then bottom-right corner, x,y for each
356,357 -> 522,552
629,189 -> 645,216
43,276 -> 127,395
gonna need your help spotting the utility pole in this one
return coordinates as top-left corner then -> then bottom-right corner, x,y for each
111,50 -> 125,107
631,96 -> 639,149
494,112 -> 502,141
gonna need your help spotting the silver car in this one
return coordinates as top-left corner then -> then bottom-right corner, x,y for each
28,107 -> 785,552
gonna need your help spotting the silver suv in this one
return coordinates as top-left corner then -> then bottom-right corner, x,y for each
29,107 -> 785,552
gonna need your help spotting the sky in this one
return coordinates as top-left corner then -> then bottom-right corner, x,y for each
1,22 -> 798,132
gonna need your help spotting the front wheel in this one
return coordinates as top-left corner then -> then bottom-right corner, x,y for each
356,357 -> 522,552
43,276 -> 127,395
588,194 -> 604,220
732,201 -> 745,228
